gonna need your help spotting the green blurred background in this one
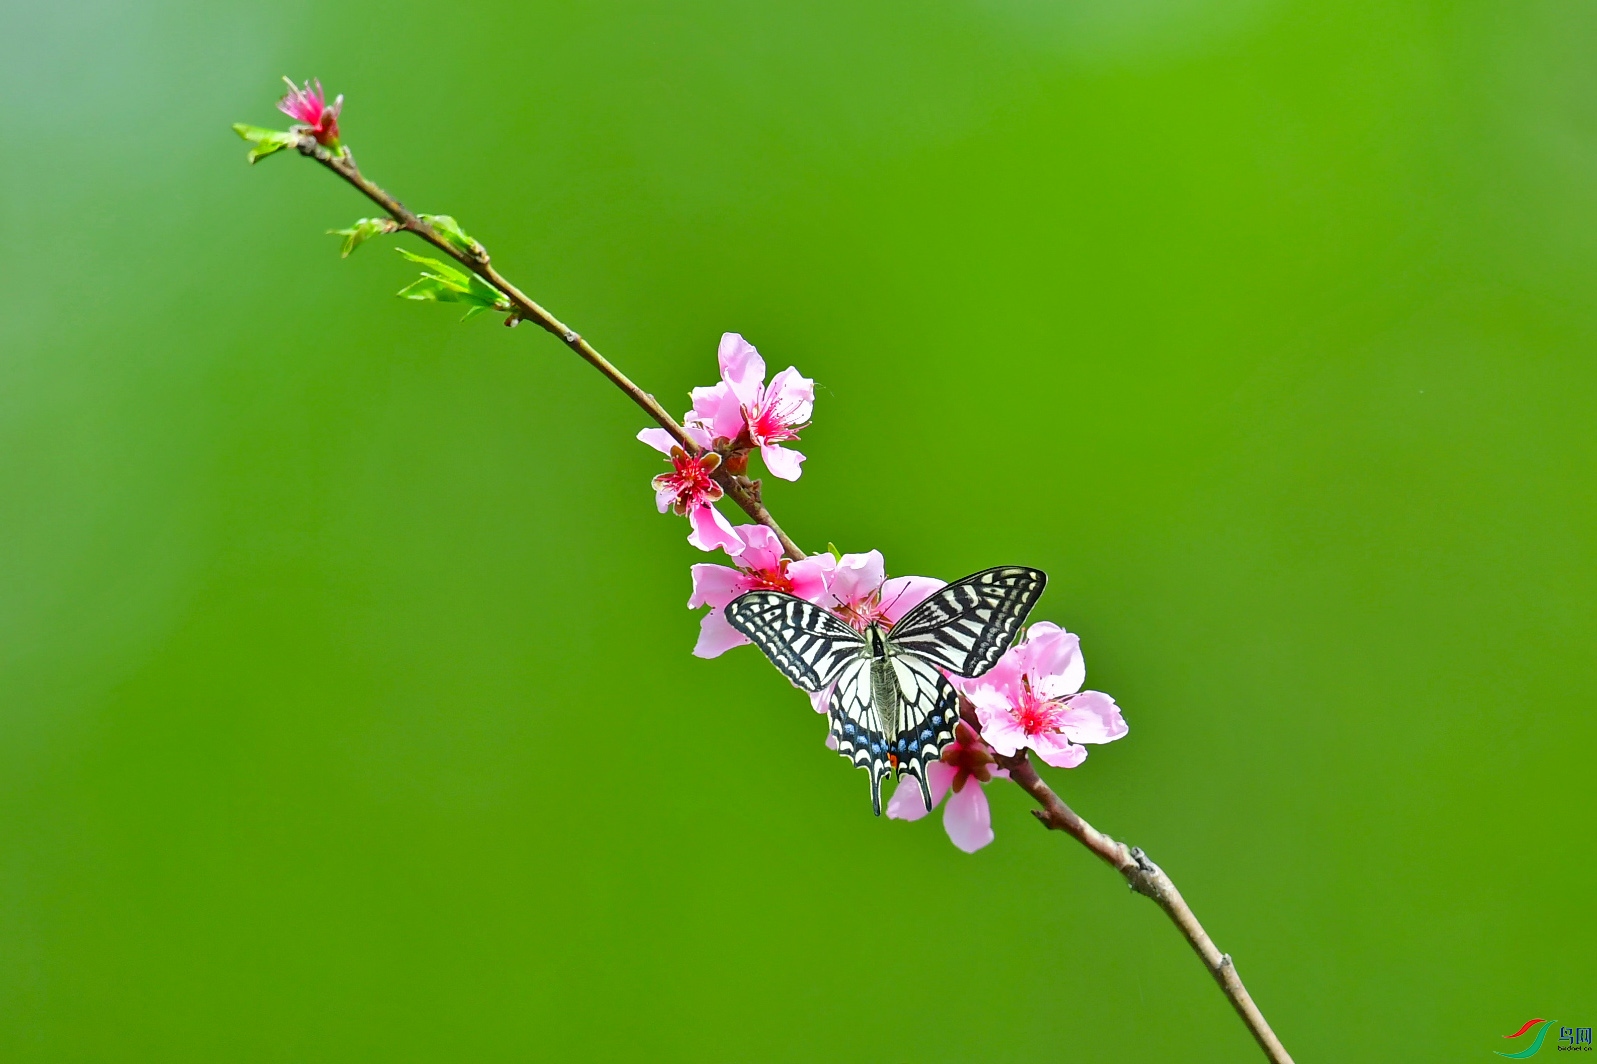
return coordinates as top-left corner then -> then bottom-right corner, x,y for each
2,0 -> 1593,1059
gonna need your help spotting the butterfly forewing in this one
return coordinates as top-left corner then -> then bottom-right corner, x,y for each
887,566 -> 1046,678
724,591 -> 864,691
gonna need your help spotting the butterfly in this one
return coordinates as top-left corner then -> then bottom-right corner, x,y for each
725,566 -> 1046,815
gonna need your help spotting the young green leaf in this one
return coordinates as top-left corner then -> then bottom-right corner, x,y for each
394,249 -> 507,321
231,123 -> 298,163
419,214 -> 480,254
396,249 -> 503,305
396,275 -> 470,302
327,217 -> 398,258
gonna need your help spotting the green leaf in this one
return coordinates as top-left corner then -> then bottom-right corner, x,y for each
395,248 -> 503,306
231,123 -> 280,142
394,249 -> 507,322
231,123 -> 297,163
419,214 -> 479,254
396,248 -> 469,280
396,275 -> 471,303
327,217 -> 397,258
825,542 -> 843,562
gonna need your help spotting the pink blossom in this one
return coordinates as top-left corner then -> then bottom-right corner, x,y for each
640,438 -> 743,556
816,550 -> 945,633
278,77 -> 342,147
687,525 -> 831,657
887,722 -> 1008,853
955,622 -> 1127,769
685,333 -> 814,482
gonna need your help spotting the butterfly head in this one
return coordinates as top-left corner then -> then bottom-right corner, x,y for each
865,624 -> 890,661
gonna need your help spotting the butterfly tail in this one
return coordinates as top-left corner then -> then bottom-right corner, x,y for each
869,766 -> 884,816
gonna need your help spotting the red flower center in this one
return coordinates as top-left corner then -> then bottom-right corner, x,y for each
653,448 -> 723,514
833,592 -> 891,633
749,562 -> 794,593
1012,690 -> 1067,737
744,393 -> 806,445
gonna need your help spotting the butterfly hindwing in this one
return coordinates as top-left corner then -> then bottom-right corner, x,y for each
887,565 -> 1046,678
725,591 -> 865,691
825,651 -> 960,815
884,654 -> 961,812
826,659 -> 892,811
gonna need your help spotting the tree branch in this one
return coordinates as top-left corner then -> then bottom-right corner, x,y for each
997,748 -> 1294,1064
293,138 -> 806,562
264,129 -> 1291,1063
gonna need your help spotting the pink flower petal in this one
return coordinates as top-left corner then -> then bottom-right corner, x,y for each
887,761 -> 955,821
764,366 -> 815,422
942,780 -> 995,852
970,694 -> 1026,757
717,333 -> 766,409
734,524 -> 784,572
824,731 -> 838,750
686,504 -> 745,555
637,427 -> 677,455
1024,623 -> 1085,698
957,649 -> 1024,703
878,576 -> 947,625
639,425 -> 714,453
654,482 -> 677,514
693,607 -> 750,658
1031,731 -> 1088,768
758,443 -> 806,482
826,551 -> 886,609
788,557 -> 832,602
810,688 -> 831,714
886,777 -> 931,821
1020,619 -> 1064,644
689,382 -> 746,442
1059,691 -> 1128,745
688,563 -> 750,609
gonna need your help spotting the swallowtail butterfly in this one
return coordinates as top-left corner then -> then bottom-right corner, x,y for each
725,566 -> 1046,814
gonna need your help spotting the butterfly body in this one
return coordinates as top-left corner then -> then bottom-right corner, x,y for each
865,626 -> 902,741
726,565 -> 1046,815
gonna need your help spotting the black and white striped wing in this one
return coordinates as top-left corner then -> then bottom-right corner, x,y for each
827,654 -> 962,815
724,591 -> 864,691
887,565 -> 1046,678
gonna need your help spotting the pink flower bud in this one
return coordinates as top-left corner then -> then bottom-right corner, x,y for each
277,77 -> 343,148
